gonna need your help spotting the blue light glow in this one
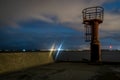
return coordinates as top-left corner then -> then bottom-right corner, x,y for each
55,42 -> 64,60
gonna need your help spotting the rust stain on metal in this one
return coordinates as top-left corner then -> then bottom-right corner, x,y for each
82,6 -> 104,62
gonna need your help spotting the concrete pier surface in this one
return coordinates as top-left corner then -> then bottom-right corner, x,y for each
0,62 -> 120,80
0,50 -> 120,80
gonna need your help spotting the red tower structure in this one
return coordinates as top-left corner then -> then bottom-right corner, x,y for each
82,6 -> 104,62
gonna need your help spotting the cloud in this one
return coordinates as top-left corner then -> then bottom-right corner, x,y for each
0,0 -> 114,27
0,0 -> 120,44
100,12 -> 120,31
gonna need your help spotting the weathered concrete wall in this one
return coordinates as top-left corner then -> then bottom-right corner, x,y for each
0,52 -> 54,73
0,50 -> 120,74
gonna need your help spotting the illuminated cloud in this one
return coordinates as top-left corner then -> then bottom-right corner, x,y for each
101,13 -> 120,31
0,0 -> 116,28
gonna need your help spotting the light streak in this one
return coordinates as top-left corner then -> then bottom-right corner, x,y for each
49,43 -> 55,58
55,42 -> 64,60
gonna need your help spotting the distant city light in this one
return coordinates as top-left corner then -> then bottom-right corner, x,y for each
22,49 -> 26,52
109,45 -> 112,50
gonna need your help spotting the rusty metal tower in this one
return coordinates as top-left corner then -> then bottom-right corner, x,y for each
82,6 -> 104,62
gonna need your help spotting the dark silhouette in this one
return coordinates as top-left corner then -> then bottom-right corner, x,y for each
82,6 -> 104,62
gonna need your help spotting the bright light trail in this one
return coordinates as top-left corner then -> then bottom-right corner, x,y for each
49,43 -> 55,58
55,42 -> 64,60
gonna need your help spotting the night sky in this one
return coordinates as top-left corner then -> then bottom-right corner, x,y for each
0,0 -> 120,50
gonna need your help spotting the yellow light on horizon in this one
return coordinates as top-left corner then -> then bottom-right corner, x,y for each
49,43 -> 55,58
